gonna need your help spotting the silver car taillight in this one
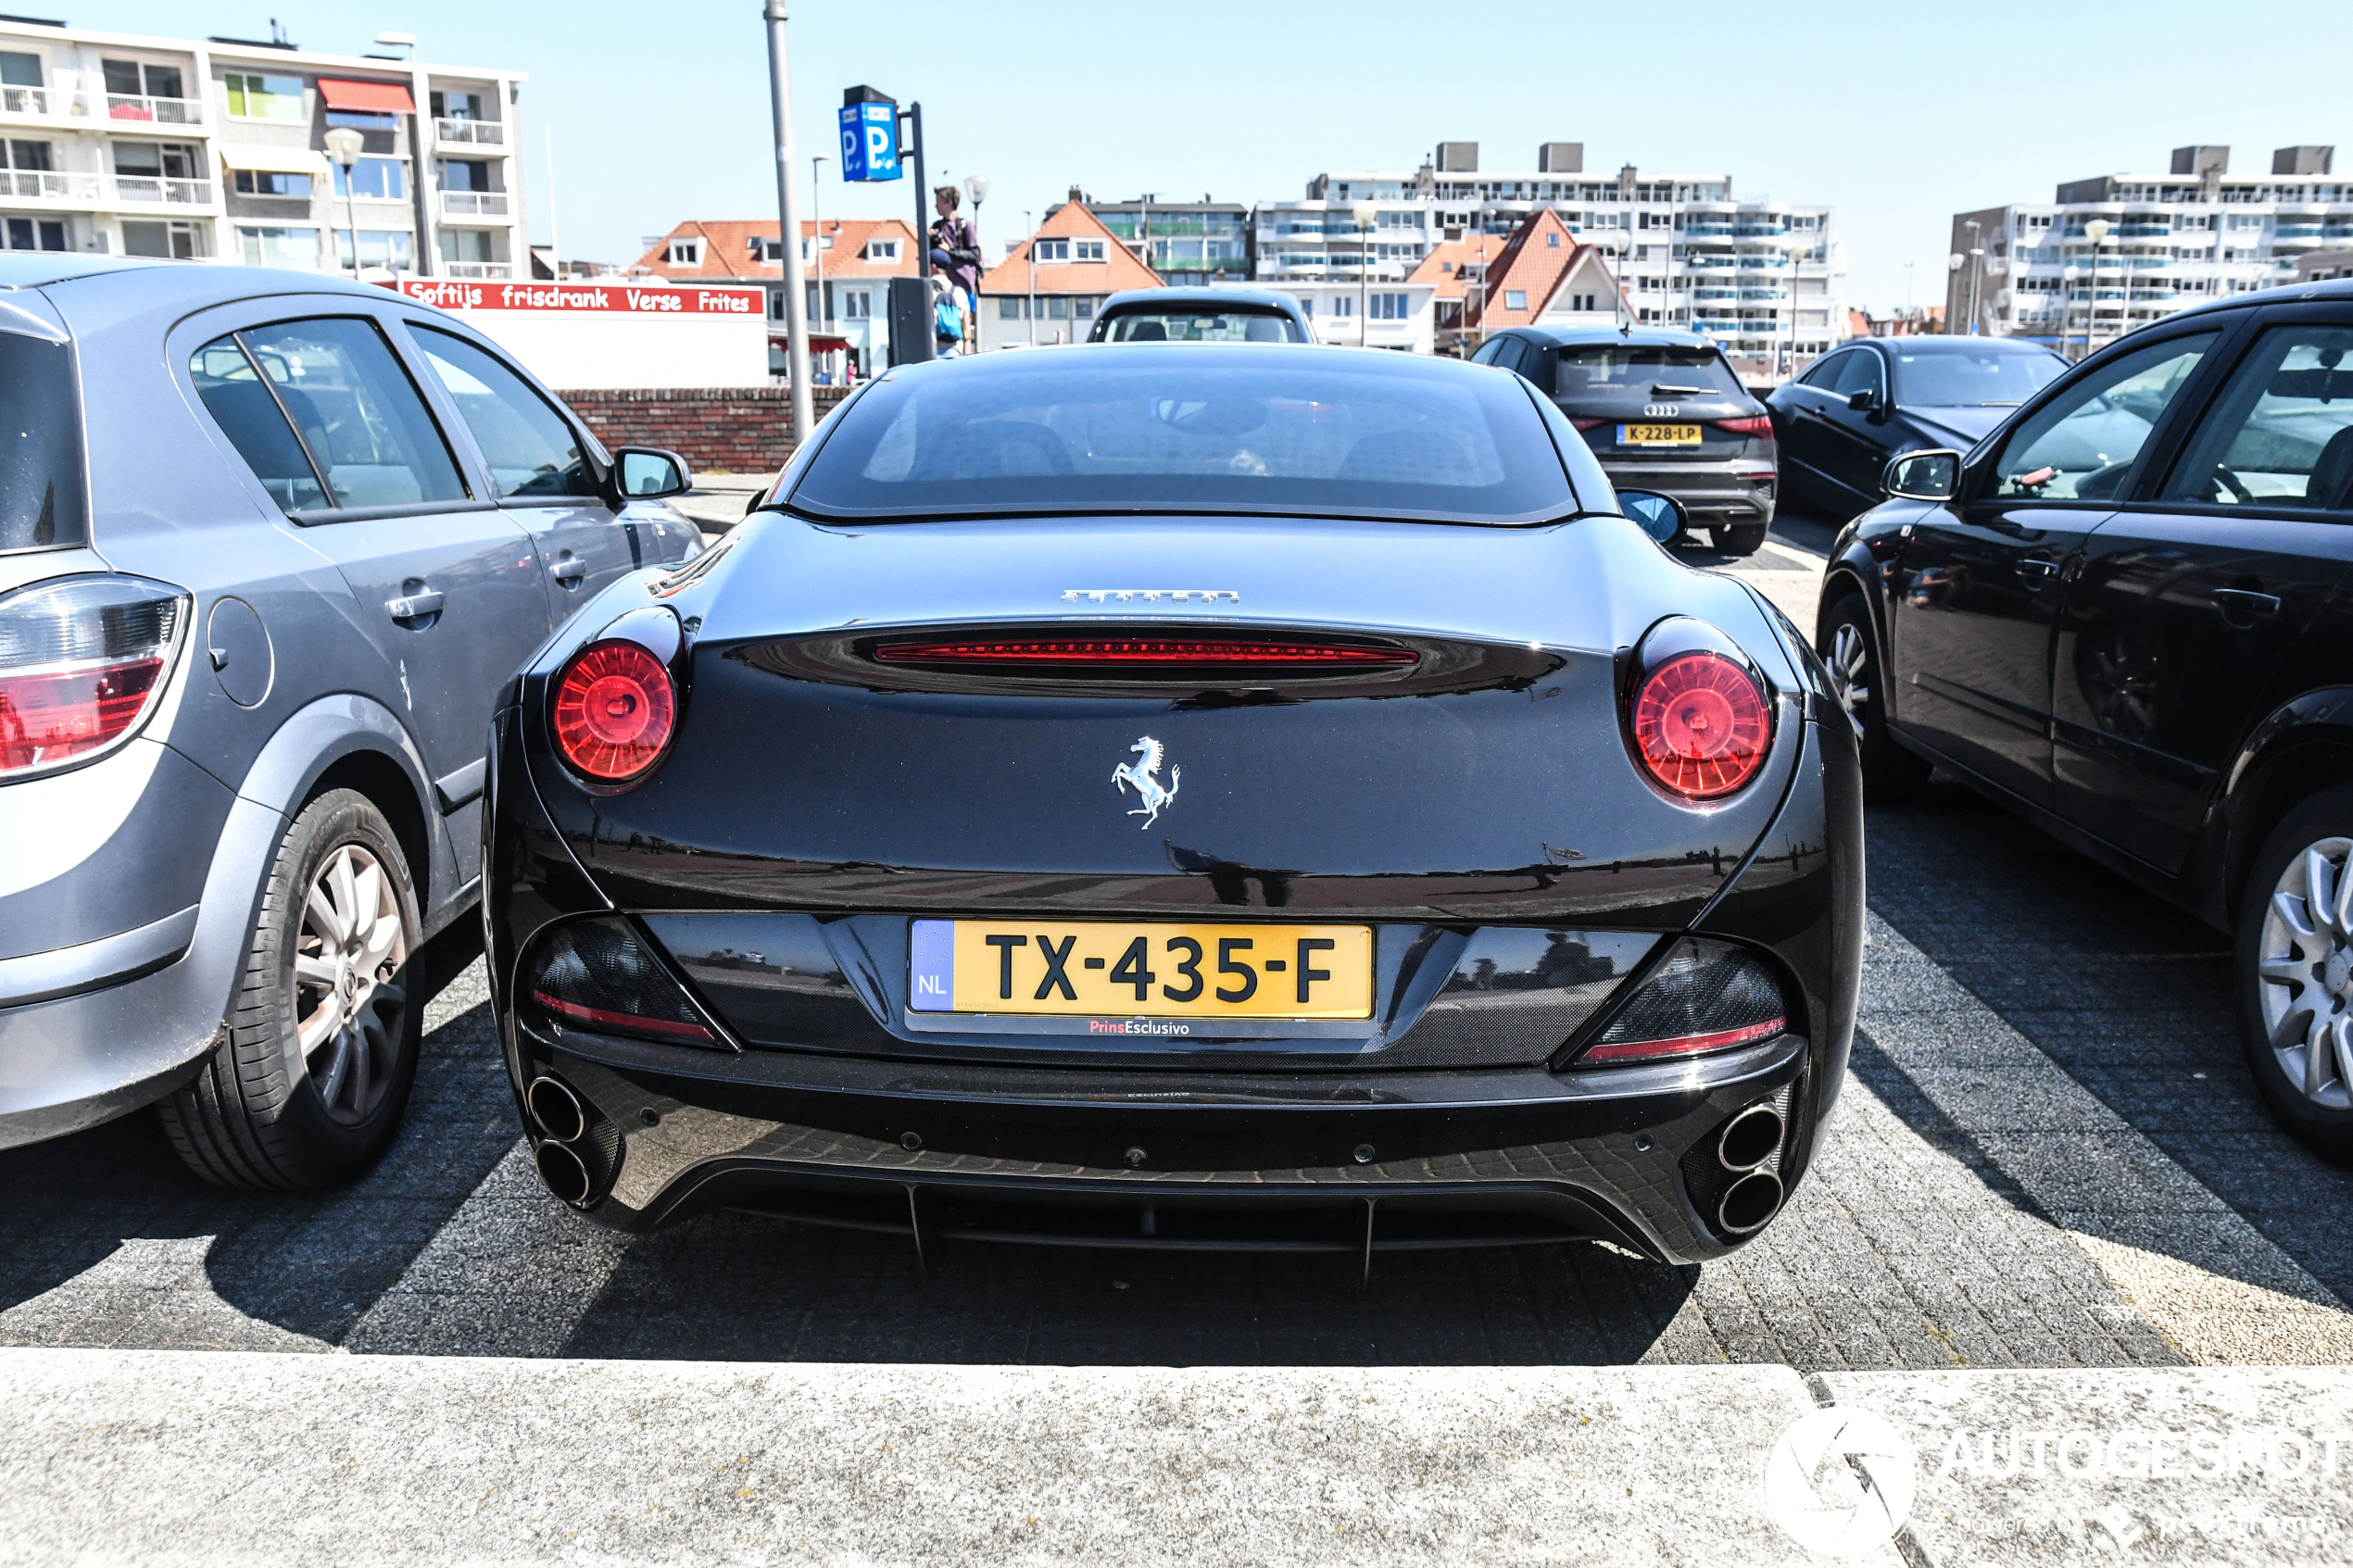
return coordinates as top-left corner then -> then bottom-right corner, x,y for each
0,575 -> 189,781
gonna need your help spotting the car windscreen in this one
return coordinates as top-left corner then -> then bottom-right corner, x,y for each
1554,345 -> 1744,400
0,331 -> 87,553
790,359 -> 1576,522
1893,348 -> 2066,408
1101,310 -> 1306,344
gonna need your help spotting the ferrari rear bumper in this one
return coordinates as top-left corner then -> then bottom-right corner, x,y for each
519,1019 -> 1808,1266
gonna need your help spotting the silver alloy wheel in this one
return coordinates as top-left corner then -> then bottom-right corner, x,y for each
1829,622 -> 1870,739
2256,835 -> 2353,1112
292,843 -> 409,1124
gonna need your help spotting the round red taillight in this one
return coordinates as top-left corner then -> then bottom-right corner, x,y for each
551,641 -> 676,782
1630,651 -> 1769,799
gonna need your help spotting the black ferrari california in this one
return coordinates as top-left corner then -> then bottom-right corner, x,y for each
483,344 -> 1863,1268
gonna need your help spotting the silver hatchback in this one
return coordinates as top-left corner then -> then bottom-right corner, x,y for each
0,257 -> 698,1185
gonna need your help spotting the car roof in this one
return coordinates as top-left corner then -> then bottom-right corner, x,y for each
0,253 -> 172,290
1513,324 -> 1725,351
2128,274 -> 2353,328
882,339 -> 1469,383
1099,286 -> 1305,314
1867,335 -> 2057,355
6,259 -> 418,326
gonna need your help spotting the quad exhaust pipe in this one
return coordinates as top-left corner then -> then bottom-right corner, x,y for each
1708,1100 -> 1788,1236
528,1073 -> 616,1209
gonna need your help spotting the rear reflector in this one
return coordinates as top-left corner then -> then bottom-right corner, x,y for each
527,918 -> 720,1047
874,637 -> 1417,670
1574,938 -> 1788,1065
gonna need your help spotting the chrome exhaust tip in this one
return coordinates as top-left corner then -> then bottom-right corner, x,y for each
1717,1104 -> 1786,1173
534,1139 -> 593,1207
526,1075 -> 589,1144
1718,1171 -> 1784,1236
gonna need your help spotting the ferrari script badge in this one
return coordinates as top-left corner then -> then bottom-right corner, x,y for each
1113,735 -> 1180,829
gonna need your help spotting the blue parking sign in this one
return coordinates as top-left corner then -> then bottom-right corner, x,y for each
838,102 -> 900,182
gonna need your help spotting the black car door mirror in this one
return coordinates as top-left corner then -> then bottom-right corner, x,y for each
1616,489 -> 1685,544
615,447 -> 692,501
1883,449 -> 1960,501
1845,387 -> 1878,413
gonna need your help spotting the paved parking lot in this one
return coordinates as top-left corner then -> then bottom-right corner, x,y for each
6,508 -> 2347,1379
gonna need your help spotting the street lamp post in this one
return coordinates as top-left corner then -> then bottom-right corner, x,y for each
1024,209 -> 1036,346
963,174 -> 987,347
1947,250 -> 1965,334
1351,199 -> 1377,345
1964,218 -> 1982,336
324,125 -> 364,281
811,152 -> 829,371
2082,218 -> 2114,357
761,0 -> 812,445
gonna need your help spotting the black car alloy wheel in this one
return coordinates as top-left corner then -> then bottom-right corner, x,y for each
2239,788 -> 2353,1163
1818,595 -> 1929,803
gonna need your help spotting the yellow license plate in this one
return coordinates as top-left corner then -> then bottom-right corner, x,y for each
909,920 -> 1374,1020
1619,423 -> 1702,446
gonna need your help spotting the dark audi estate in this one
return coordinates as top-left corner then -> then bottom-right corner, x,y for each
485,344 -> 1863,1266
1819,280 -> 2353,1159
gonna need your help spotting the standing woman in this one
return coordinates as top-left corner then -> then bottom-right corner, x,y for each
929,186 -> 982,352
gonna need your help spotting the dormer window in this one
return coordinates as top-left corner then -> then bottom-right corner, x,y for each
865,239 -> 900,261
1075,239 -> 1104,262
1035,239 -> 1069,262
667,237 -> 704,266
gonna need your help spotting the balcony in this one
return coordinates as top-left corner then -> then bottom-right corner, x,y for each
440,190 -> 510,219
0,169 -> 100,202
106,94 -> 206,126
435,117 -> 506,148
440,260 -> 512,280
1,83 -> 55,116
110,175 -> 213,206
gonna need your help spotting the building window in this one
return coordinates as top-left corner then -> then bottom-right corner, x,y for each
667,237 -> 704,266
237,225 -> 320,269
1047,295 -> 1069,319
5,216 -> 69,252
1545,232 -> 1559,247
120,219 -> 206,259
1294,295 -> 1313,316
234,169 -> 314,198
1504,290 -> 1528,310
1074,239 -> 1104,262
843,289 -> 873,319
333,157 -> 407,201
1076,296 -> 1096,319
999,296 -> 1022,320
335,229 -> 415,270
102,58 -> 185,104
224,72 -> 305,121
865,239 -> 900,261
1034,239 -> 1069,262
1370,292 -> 1409,320
1331,295 -> 1353,318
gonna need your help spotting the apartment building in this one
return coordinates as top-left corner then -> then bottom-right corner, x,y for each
631,217 -> 919,377
0,16 -> 524,276
1253,141 -> 1847,373
1946,144 -> 2347,352
1089,196 -> 1249,282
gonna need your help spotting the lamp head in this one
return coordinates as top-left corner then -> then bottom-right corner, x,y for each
1350,199 -> 1378,229
2082,219 -> 2113,243
323,127 -> 365,169
964,174 -> 989,205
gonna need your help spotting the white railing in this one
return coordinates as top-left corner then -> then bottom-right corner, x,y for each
1,84 -> 52,115
0,169 -> 100,201
110,175 -> 213,206
440,260 -> 510,279
435,117 -> 505,146
106,94 -> 205,125
440,190 -> 510,218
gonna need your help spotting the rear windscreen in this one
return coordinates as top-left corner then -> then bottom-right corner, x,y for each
1101,310 -> 1307,344
1554,345 -> 1744,400
791,358 -> 1577,522
0,332 -> 86,553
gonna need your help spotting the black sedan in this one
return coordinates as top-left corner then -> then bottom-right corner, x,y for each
1769,336 -> 2067,517
1816,282 -> 2353,1159
1474,326 -> 1779,554
484,345 -> 1863,1267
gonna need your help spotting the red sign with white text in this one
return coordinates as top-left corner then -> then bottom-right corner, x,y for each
393,280 -> 764,316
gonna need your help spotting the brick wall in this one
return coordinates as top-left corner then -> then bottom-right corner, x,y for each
556,386 -> 852,476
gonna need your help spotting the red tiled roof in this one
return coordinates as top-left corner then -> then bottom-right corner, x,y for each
629,218 -> 921,282
1463,208 -> 1617,328
977,200 -> 1161,295
1407,234 -> 1507,303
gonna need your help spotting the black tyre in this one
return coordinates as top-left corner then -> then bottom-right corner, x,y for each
1817,594 -> 1931,803
2234,788 -> 2353,1164
159,789 -> 423,1190
1716,521 -> 1768,556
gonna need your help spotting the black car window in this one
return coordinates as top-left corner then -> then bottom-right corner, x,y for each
2158,324 -> 2353,510
195,319 -> 469,514
1486,336 -> 1527,375
1828,350 -> 1883,399
792,356 -> 1578,523
412,325 -> 600,500
1796,351 -> 1846,388
0,330 -> 87,552
1892,347 -> 2066,408
1468,337 -> 1504,365
1554,344 -> 1743,399
1101,309 -> 1304,344
1986,332 -> 2218,502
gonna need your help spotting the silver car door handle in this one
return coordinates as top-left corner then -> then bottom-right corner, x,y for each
385,590 -> 444,621
2019,558 -> 2058,583
551,557 -> 586,583
2213,586 -> 2281,617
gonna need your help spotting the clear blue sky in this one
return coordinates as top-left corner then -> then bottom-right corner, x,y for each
80,0 -> 2353,310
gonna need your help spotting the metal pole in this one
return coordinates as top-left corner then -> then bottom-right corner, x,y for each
762,0 -> 812,445
545,125 -> 560,280
1025,208 -> 1035,345
1359,220 -> 1368,344
908,102 -> 930,282
812,153 -> 827,337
